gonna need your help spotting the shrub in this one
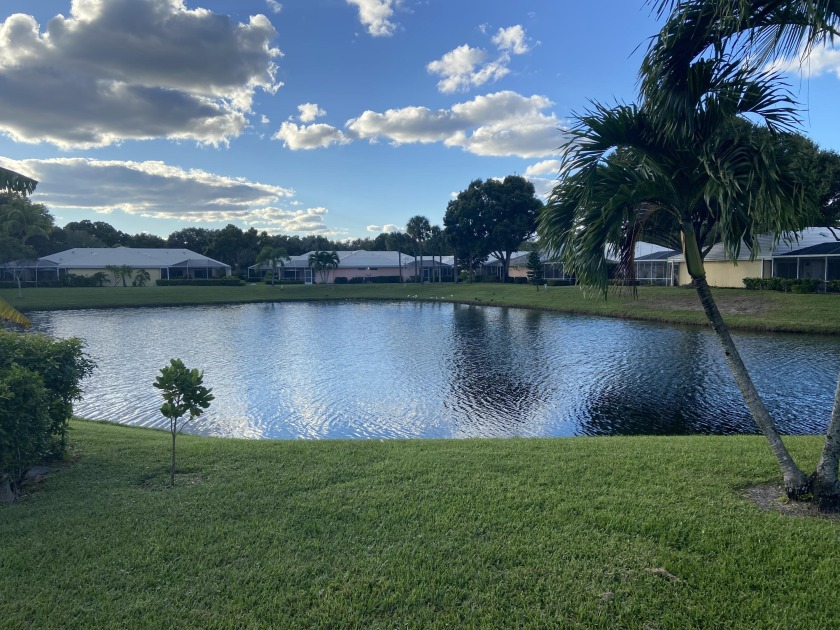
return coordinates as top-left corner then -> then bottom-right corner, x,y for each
347,276 -> 366,284
0,281 -> 17,289
546,279 -> 575,287
763,277 -> 785,291
742,277 -> 762,290
155,278 -> 244,287
513,277 -> 528,284
334,277 -> 348,284
0,365 -> 51,501
0,331 -> 94,501
369,276 -> 401,284
790,279 -> 821,294
828,280 -> 840,293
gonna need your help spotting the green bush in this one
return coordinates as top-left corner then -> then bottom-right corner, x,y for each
546,279 -> 575,286
828,280 -> 840,293
334,277 -> 348,284
262,278 -> 304,285
0,331 -> 94,501
742,277 -> 763,290
790,279 -> 821,294
155,278 -> 243,287
513,277 -> 528,284
0,365 -> 51,500
347,276 -> 366,284
0,281 -> 17,289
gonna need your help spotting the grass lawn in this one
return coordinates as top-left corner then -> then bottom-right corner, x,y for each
3,283 -> 840,334
2,420 -> 838,628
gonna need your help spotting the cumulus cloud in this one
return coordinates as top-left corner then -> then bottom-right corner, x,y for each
347,0 -> 399,37
297,103 -> 327,122
0,156 -> 339,235
273,122 -> 353,149
767,44 -> 840,79
348,91 -> 564,158
524,160 -> 562,177
0,1 -> 282,148
427,25 -> 532,93
266,0 -> 283,13
367,223 -> 399,233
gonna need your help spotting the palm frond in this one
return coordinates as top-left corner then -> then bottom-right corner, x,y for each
0,166 -> 38,196
0,297 -> 31,328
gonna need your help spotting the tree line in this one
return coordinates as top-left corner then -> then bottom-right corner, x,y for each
1,175 -> 547,281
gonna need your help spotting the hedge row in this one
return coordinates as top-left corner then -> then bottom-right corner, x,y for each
741,277 -> 838,293
156,278 -> 244,287
262,278 -> 304,285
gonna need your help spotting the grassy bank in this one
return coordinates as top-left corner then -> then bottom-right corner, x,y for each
1,420 -> 837,628
3,283 -> 840,334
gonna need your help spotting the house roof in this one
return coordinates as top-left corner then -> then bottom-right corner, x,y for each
635,249 -> 680,261
38,247 -> 230,269
668,228 -> 839,262
777,241 -> 840,256
251,249 -> 416,270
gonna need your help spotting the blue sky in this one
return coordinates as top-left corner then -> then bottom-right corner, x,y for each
0,0 -> 837,240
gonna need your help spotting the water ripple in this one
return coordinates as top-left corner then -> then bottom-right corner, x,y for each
28,302 -> 840,440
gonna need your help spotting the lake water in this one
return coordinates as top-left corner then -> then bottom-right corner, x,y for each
29,301 -> 840,439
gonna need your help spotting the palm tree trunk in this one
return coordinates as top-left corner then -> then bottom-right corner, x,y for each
813,374 -> 840,509
693,275 -> 809,497
171,426 -> 177,487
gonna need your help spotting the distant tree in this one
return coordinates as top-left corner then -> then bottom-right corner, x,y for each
426,225 -> 449,283
386,231 -> 410,283
256,245 -> 290,286
0,194 -> 54,245
126,233 -> 166,248
308,250 -> 340,283
526,251 -> 544,287
63,220 -> 126,247
105,264 -> 134,287
487,176 -> 544,281
153,359 -> 213,487
406,215 -> 431,283
166,227 -> 213,253
0,240 -> 38,297
444,180 -> 492,282
0,167 -> 37,328
90,271 -> 110,288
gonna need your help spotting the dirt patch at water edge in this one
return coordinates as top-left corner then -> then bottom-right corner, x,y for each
742,483 -> 840,521
639,292 -> 770,317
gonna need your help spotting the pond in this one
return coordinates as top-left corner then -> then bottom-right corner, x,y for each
30,301 -> 840,440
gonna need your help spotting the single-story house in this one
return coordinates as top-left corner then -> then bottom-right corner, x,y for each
248,250 -> 419,284
667,228 -> 840,287
2,247 -> 231,286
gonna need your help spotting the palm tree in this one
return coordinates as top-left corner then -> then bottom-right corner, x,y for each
639,0 -> 840,509
256,246 -> 290,286
307,250 -> 340,284
386,231 -> 407,283
0,167 -> 38,328
539,62 -> 815,498
406,215 -> 431,283
105,264 -> 134,288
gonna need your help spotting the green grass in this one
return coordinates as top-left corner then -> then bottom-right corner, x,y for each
4,283 -> 840,334
2,420 -> 838,628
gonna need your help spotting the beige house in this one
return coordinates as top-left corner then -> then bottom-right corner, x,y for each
7,247 -> 231,286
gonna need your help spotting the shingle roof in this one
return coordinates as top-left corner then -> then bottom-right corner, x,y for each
778,241 -> 840,257
635,249 -> 680,261
38,247 -> 229,269
668,228 -> 839,262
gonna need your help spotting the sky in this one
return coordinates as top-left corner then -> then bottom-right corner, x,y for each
0,0 -> 838,240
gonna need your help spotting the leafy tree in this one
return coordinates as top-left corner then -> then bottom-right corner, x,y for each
426,225 -> 449,283
90,271 -> 110,287
526,251 -> 544,286
153,359 -> 214,487
444,180 -> 492,282
256,245 -> 290,286
640,0 -> 840,508
0,194 -> 53,245
308,250 -> 340,283
63,220 -> 126,247
126,233 -> 166,248
132,269 -> 151,287
0,167 -> 37,328
386,231 -> 410,283
486,176 -> 544,281
105,264 -> 135,287
406,215 -> 431,283
166,227 -> 214,253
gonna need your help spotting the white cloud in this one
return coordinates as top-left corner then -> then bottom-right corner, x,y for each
297,103 -> 327,122
492,25 -> 531,55
524,160 -> 562,177
0,156 -> 340,235
427,25 -> 532,94
266,0 -> 283,14
273,122 -> 353,149
0,1 -> 282,148
346,0 -> 399,37
275,91 -> 565,159
367,223 -> 399,233
767,44 -> 840,79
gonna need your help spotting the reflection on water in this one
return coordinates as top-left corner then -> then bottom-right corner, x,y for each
29,301 -> 840,439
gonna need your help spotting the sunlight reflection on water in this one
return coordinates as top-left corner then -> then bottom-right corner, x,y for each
29,301 -> 840,439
